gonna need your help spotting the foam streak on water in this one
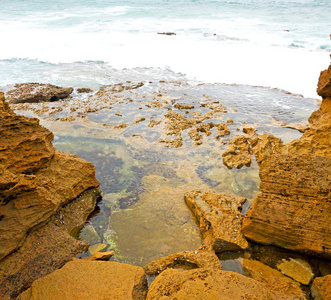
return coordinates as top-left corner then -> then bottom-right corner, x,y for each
0,0 -> 330,97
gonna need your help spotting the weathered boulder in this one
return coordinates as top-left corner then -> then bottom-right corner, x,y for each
146,268 -> 273,300
184,190 -> 248,252
0,93 -> 101,298
311,274 -> 331,300
243,259 -> 306,299
222,135 -> 252,169
144,246 -> 221,276
242,64 -> 331,258
6,83 -> 73,103
18,260 -> 148,300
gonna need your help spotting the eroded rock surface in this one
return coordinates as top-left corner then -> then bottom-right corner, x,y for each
144,246 -> 221,275
311,274 -> 331,300
146,268 -> 273,300
18,260 -> 148,300
184,190 -> 248,252
242,65 -> 331,257
6,83 -> 73,104
0,93 -> 100,298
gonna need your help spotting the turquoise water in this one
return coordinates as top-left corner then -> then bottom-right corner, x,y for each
0,0 -> 330,97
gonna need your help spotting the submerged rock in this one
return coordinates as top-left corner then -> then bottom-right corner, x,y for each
6,83 -> 73,104
242,64 -> 331,258
184,190 -> 248,252
18,260 -> 148,300
146,268 -> 273,300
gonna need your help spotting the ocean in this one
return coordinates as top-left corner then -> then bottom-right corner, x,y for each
0,0 -> 330,98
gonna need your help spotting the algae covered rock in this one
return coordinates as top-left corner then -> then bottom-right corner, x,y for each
18,260 -> 148,300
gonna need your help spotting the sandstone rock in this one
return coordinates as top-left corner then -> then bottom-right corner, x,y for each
276,258 -> 314,285
0,187 -> 101,299
0,93 -> 101,298
184,190 -> 248,252
144,246 -> 221,275
242,124 -> 256,135
311,274 -> 331,300
89,243 -> 107,255
243,259 -> 306,300
242,64 -> 331,258
6,83 -> 73,104
317,64 -> 331,98
88,250 -> 115,261
18,260 -> 148,300
222,135 -> 252,169
146,268 -> 273,300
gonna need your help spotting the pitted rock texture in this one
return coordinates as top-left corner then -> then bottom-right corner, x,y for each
146,268 -> 273,300
143,246 -> 221,276
0,93 -> 100,298
18,260 -> 148,300
184,190 -> 248,252
6,83 -> 73,104
242,65 -> 331,258
311,274 -> 331,300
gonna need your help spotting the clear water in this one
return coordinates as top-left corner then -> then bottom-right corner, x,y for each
0,0 -> 330,97
11,81 -> 319,266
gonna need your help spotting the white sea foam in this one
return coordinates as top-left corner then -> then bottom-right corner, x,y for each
0,0 -> 330,98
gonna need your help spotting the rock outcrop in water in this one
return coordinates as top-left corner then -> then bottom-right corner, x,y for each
0,92 -> 100,299
6,83 -> 73,103
241,64 -> 331,257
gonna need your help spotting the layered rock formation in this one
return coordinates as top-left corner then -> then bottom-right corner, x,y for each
241,64 -> 331,257
0,93 -> 100,298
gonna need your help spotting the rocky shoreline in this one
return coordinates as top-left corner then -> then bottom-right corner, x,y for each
0,63 -> 330,299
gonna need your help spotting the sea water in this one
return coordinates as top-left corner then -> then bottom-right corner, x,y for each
0,0 -> 330,97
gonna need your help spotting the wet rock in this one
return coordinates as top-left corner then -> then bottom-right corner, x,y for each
88,250 -> 115,261
311,274 -> 331,300
79,224 -> 101,244
242,124 -> 256,135
77,87 -> 93,93
18,260 -> 148,300
157,32 -> 176,36
242,64 -> 331,258
222,135 -> 252,169
6,83 -> 73,104
89,243 -> 107,255
0,187 -> 101,299
243,259 -> 306,299
144,247 -> 221,275
276,258 -> 315,285
184,190 -> 248,252
146,268 -> 273,300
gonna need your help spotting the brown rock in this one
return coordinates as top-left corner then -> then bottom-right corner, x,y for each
242,124 -> 256,135
0,93 -> 100,298
146,268 -> 273,300
6,83 -> 73,104
184,190 -> 248,252
18,260 -> 148,300
317,65 -> 331,98
222,135 -> 252,169
242,64 -> 331,258
0,187 -> 101,299
311,274 -> 331,300
144,246 -> 221,275
276,258 -> 314,285
88,250 -> 115,261
243,259 -> 306,299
